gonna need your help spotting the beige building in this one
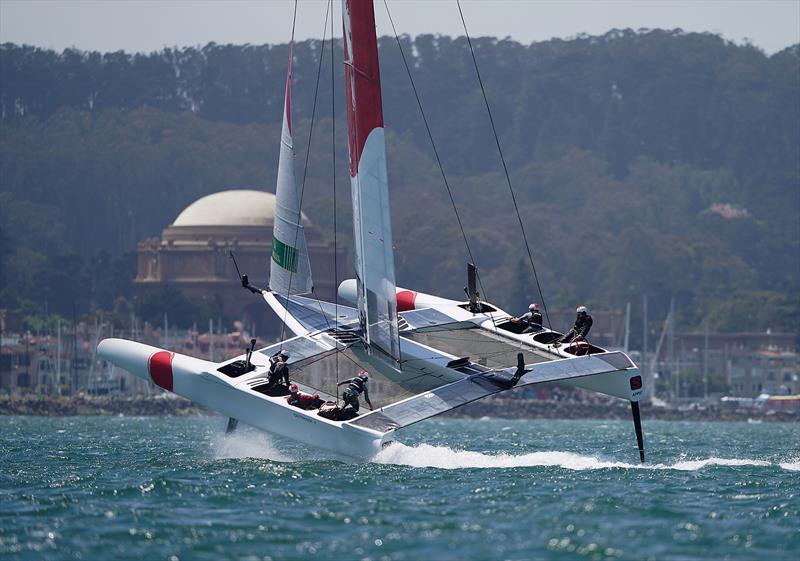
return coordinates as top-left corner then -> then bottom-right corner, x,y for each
728,350 -> 799,397
134,190 -> 346,338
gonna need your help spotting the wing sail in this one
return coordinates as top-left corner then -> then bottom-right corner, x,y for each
342,0 -> 400,366
269,19 -> 313,296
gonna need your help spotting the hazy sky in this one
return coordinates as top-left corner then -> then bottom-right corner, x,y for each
1,0 -> 798,55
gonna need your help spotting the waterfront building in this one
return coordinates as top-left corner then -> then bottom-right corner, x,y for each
133,189 -> 345,338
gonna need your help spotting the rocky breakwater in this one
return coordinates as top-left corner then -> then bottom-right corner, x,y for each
450,397 -> 798,423
0,395 -> 206,416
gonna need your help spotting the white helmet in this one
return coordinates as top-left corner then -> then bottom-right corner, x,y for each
529,303 -> 540,311
576,305 -> 588,314
358,370 -> 369,381
279,349 -> 290,359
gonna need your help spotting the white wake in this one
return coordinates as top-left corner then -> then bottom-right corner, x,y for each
779,459 -> 800,472
374,442 -> 782,471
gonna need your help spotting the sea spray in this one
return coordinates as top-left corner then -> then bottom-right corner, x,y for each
212,426 -> 294,462
375,442 -> 780,471
779,459 -> 800,472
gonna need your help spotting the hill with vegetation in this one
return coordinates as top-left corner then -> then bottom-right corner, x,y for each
1,30 -> 798,339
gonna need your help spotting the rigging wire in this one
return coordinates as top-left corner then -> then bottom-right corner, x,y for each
330,0 -> 341,397
456,0 -> 553,330
382,0 -> 491,306
279,0 -> 333,342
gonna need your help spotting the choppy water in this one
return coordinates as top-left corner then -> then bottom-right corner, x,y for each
1,416 -> 798,561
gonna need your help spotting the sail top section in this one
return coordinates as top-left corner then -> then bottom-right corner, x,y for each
270,4 -> 314,297
342,0 -> 384,176
342,0 -> 400,365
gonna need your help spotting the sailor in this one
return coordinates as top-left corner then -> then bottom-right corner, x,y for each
337,370 -> 373,413
287,383 -> 323,410
266,349 -> 291,391
512,303 -> 543,333
558,305 -> 593,344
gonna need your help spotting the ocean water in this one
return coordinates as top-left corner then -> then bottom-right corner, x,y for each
1,416 -> 798,561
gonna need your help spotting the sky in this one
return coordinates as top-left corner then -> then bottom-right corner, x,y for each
1,0 -> 799,55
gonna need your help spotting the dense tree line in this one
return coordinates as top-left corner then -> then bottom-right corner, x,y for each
0,30 -> 797,336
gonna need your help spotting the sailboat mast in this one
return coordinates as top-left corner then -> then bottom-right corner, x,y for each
341,0 -> 400,365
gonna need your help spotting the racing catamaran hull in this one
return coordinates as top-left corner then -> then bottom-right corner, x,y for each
97,338 -> 390,458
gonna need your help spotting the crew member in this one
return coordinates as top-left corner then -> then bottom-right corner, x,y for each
337,370 -> 373,413
266,349 -> 291,393
558,306 -> 593,344
287,383 -> 323,410
511,303 -> 543,333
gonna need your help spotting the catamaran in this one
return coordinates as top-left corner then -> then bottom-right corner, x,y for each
98,0 -> 646,461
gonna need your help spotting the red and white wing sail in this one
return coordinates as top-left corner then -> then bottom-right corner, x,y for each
342,0 -> 400,365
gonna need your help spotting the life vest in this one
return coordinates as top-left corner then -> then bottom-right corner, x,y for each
346,377 -> 366,395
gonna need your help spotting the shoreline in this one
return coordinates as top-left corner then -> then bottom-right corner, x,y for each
1,395 -> 796,423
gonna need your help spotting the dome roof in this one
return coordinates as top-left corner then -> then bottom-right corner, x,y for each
172,190 -> 305,227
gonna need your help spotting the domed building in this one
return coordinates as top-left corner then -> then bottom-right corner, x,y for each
134,189 -> 344,336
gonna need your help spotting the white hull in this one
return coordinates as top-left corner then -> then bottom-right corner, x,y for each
97,339 -> 391,459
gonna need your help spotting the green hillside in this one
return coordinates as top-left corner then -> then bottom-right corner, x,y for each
0,30 -> 797,336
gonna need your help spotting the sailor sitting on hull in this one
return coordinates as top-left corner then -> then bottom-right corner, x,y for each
511,303 -> 543,333
337,370 -> 373,414
286,383 -> 324,410
555,306 -> 593,347
264,349 -> 291,396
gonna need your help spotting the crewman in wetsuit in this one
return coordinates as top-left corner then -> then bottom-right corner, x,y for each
558,305 -> 593,344
511,303 -> 544,333
337,370 -> 373,413
287,383 -> 324,410
266,349 -> 291,393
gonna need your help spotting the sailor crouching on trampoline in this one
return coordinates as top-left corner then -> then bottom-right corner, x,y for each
337,370 -> 373,413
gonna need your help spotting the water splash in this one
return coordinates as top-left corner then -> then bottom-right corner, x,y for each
212,429 -> 294,462
667,458 -> 771,471
374,442 -> 777,471
779,459 -> 800,472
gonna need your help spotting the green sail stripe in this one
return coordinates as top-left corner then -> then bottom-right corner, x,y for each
272,238 -> 298,273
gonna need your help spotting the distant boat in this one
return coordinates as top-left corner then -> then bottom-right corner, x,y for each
98,0 -> 646,461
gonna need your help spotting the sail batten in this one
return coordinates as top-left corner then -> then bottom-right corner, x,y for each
342,0 -> 401,366
270,13 -> 313,296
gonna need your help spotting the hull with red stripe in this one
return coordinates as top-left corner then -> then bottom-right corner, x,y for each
97,338 -> 389,458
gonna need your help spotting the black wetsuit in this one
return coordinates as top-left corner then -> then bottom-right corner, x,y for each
560,313 -> 593,343
267,359 -> 289,388
339,377 -> 370,412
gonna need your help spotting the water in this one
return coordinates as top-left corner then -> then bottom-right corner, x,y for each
1,416 -> 798,561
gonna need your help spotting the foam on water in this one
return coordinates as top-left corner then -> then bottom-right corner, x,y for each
212,430 -> 294,462
779,459 -> 800,472
374,442 -> 780,471
666,457 -> 771,470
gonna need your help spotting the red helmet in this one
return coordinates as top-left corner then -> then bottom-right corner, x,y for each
358,370 -> 369,381
289,383 -> 298,393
